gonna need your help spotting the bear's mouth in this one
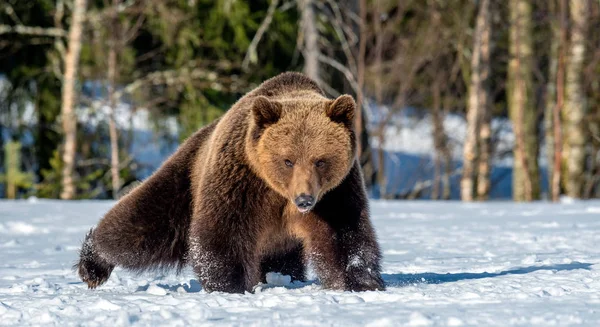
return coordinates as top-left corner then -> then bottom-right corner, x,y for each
296,206 -> 312,214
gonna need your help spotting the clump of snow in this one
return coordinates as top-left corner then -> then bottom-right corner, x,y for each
146,284 -> 168,296
1,199 -> 600,325
265,272 -> 292,286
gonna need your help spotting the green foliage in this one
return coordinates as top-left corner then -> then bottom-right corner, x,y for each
0,142 -> 34,199
178,87 -> 226,141
0,0 -> 302,199
36,149 -> 108,199
36,150 -> 63,199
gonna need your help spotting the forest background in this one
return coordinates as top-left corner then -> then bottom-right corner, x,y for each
1,0 -> 599,202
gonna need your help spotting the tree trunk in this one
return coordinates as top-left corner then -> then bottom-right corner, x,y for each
442,94 -> 453,200
355,0 -> 376,190
584,117 -> 599,198
374,0 -> 383,104
107,0 -> 121,199
476,106 -> 492,200
551,0 -> 568,202
373,0 -> 386,197
563,0 -> 590,199
475,0 -> 492,201
461,0 -> 491,202
299,0 -> 319,80
431,78 -> 447,200
60,0 -> 87,200
508,0 -> 540,201
377,131 -> 387,199
545,0 -> 559,199
356,0 -> 367,159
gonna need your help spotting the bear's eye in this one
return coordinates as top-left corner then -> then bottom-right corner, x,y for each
284,159 -> 294,167
315,160 -> 326,168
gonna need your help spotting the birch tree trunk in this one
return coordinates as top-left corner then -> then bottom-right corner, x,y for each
442,95 -> 452,200
60,0 -> 87,200
563,0 -> 590,199
475,0 -> 492,201
355,0 -> 376,189
299,0 -> 319,80
356,0 -> 367,159
545,0 -> 559,199
508,0 -> 540,201
373,0 -> 383,104
550,0 -> 568,202
431,78 -> 451,200
107,1 -> 121,199
461,0 -> 491,201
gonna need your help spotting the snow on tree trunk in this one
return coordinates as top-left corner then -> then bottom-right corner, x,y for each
508,0 -> 540,202
563,0 -> 590,199
461,0 -> 491,202
60,0 -> 87,200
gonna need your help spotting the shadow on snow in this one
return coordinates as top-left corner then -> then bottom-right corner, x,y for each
382,262 -> 593,287
131,262 -> 592,293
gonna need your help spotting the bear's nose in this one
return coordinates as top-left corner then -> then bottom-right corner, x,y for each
294,194 -> 315,212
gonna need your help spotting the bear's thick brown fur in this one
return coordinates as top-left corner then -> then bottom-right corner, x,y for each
76,72 -> 385,293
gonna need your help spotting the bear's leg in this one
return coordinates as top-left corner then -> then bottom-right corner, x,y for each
292,218 -> 347,290
292,164 -> 385,292
189,218 -> 260,294
260,243 -> 306,283
75,124 -> 216,289
75,188 -> 191,289
76,229 -> 115,289
296,215 -> 384,291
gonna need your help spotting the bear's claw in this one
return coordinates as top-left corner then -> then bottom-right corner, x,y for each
75,228 -> 114,289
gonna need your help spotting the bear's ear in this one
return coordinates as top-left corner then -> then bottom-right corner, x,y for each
326,94 -> 356,128
252,96 -> 282,128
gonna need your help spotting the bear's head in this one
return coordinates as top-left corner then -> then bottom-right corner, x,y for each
246,93 -> 357,213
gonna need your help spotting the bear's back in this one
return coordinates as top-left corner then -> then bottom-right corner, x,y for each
248,72 -> 324,98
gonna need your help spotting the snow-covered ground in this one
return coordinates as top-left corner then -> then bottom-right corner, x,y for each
1,199 -> 600,326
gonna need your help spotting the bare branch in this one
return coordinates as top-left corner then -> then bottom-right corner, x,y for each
114,64 -> 245,100
122,13 -> 145,44
315,78 -> 341,97
242,0 -> 280,71
3,3 -> 22,25
279,1 -> 296,12
321,0 -> 358,74
0,24 -> 67,37
317,54 -> 359,93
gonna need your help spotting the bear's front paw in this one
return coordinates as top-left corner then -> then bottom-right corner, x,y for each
201,278 -> 247,294
77,256 -> 114,289
345,266 -> 386,292
75,229 -> 114,289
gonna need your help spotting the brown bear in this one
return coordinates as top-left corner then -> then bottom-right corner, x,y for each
76,72 -> 385,293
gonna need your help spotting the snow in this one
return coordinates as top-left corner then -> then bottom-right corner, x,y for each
363,103 -> 556,200
1,199 -> 599,326
367,108 -> 516,167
